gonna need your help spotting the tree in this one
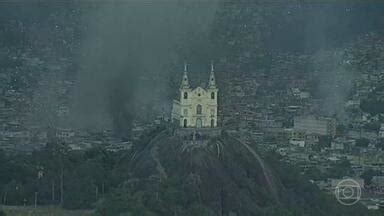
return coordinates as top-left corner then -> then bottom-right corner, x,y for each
39,141 -> 70,205
63,160 -> 106,209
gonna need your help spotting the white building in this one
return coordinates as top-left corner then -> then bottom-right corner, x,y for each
171,63 -> 218,128
55,128 -> 75,141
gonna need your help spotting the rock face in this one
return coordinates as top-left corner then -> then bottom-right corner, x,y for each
99,129 -> 374,216
129,130 -> 281,215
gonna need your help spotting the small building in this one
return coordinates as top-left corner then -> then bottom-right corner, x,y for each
55,128 -> 75,141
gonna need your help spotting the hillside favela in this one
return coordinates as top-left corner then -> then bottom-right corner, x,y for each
1,1 -> 384,216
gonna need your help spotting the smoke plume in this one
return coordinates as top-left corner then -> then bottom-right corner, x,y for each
72,2 -> 219,136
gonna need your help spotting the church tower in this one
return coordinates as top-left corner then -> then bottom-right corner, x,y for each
180,62 -> 190,89
178,62 -> 192,128
208,61 -> 216,88
207,62 -> 218,127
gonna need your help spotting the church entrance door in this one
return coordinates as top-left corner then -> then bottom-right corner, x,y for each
196,118 -> 202,128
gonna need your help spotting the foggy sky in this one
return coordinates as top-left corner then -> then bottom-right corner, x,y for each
72,2 -> 219,136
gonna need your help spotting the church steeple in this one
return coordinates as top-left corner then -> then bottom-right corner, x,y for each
208,61 -> 216,88
180,62 -> 190,89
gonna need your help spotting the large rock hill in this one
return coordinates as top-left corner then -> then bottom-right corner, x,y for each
97,129 -> 377,216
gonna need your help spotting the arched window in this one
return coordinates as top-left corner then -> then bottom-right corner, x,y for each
183,92 -> 188,99
211,119 -> 215,128
196,104 -> 202,114
211,92 -> 215,99
183,119 -> 187,128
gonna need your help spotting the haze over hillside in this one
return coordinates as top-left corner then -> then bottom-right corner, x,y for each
1,2 -> 383,135
1,1 -> 384,216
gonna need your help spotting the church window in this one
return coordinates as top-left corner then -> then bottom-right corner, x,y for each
211,119 -> 215,127
183,119 -> 187,128
198,93 -> 201,97
211,92 -> 215,99
196,104 -> 202,114
183,92 -> 188,99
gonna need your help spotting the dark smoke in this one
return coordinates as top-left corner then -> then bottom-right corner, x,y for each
72,2 -> 219,137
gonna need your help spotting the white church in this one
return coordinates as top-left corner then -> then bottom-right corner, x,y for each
171,63 -> 218,128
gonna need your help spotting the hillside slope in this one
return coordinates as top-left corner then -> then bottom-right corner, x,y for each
96,130 -> 378,216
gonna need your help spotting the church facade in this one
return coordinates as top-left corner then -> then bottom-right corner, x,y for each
171,63 -> 218,128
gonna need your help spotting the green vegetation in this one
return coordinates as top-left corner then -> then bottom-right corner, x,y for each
0,128 -> 382,215
265,152 -> 379,216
